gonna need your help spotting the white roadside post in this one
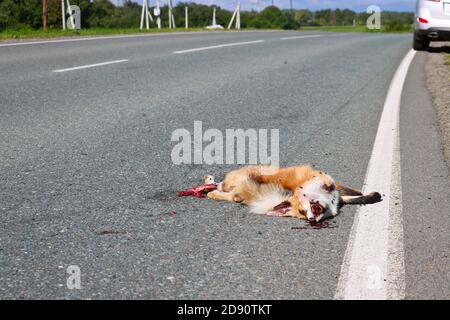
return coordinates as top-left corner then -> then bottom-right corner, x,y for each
212,7 -> 216,26
140,0 -> 146,30
185,6 -> 188,29
61,0 -> 66,30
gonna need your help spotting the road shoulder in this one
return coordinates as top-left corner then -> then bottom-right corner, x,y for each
425,42 -> 450,168
400,51 -> 450,299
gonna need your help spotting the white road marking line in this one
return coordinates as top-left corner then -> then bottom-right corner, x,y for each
334,49 -> 416,300
0,31 -> 275,48
52,59 -> 128,73
280,35 -> 322,40
173,40 -> 264,54
386,129 -> 406,299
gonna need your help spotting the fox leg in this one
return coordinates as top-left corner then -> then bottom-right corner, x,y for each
339,192 -> 382,206
283,209 -> 308,220
266,207 -> 307,219
207,190 -> 235,202
207,190 -> 243,203
336,183 -> 363,196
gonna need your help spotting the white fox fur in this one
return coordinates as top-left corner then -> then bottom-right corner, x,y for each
249,184 -> 292,215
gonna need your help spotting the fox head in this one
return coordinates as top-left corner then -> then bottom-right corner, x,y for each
296,175 -> 339,222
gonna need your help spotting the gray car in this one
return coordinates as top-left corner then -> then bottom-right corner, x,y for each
414,0 -> 450,50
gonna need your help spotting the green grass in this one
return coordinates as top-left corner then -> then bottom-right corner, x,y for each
0,27 -> 208,40
301,24 -> 413,33
445,55 -> 450,66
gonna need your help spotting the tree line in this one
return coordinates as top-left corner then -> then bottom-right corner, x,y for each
0,0 -> 414,31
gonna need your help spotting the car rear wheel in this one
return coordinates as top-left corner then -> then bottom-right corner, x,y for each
413,35 -> 430,51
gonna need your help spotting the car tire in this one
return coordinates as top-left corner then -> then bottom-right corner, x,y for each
413,35 -> 430,51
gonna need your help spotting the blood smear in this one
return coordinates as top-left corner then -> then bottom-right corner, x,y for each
291,221 -> 337,230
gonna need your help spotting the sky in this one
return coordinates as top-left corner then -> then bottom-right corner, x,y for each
120,0 -> 416,12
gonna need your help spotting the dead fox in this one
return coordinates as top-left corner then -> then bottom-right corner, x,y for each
206,165 -> 381,222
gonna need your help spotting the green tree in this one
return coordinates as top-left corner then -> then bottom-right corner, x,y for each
0,0 -> 42,30
257,6 -> 288,29
294,9 -> 312,26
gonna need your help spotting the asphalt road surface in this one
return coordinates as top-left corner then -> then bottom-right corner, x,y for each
0,31 -> 448,299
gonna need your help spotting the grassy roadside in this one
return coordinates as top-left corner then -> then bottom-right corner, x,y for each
0,24 -> 413,40
301,24 -> 413,33
445,55 -> 450,65
425,43 -> 450,169
0,27 -> 208,40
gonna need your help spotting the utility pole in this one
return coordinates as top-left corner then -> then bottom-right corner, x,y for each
228,1 -> 240,30
168,0 -> 175,29
237,3 -> 240,29
61,0 -> 66,30
147,1 -> 150,28
155,0 -> 161,29
227,1 -> 241,30
140,0 -> 148,30
140,0 -> 154,30
185,6 -> 188,29
168,0 -> 172,28
289,0 -> 293,20
42,0 -> 47,32
66,0 -> 75,29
